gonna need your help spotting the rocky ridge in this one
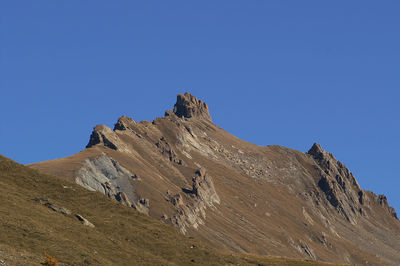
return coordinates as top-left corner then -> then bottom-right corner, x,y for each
307,143 -> 398,223
30,92 -> 400,265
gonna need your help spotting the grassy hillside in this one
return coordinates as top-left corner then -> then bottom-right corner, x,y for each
0,155 -> 334,265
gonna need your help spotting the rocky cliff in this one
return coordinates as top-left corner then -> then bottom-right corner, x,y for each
30,92 -> 400,265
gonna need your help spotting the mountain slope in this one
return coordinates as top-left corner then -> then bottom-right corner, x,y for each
0,154 -> 333,265
30,92 -> 400,265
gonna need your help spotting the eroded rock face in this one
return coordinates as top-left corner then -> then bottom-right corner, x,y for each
173,92 -> 211,121
102,181 -> 117,198
308,143 -> 362,224
115,191 -> 132,207
190,168 -> 220,206
75,154 -> 137,209
308,143 -> 398,223
167,168 -> 220,234
87,125 -> 117,149
375,194 -> 398,219
156,137 -> 183,165
86,125 -> 131,153
75,214 -> 95,228
114,116 -> 136,131
133,198 -> 150,215
287,236 -> 316,260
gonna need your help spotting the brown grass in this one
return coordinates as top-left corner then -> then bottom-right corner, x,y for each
0,155 -> 336,265
42,253 -> 59,266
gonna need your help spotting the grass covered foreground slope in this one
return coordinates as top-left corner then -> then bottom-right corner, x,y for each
0,155 -> 333,265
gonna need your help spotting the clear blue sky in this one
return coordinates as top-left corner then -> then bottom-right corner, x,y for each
1,1 -> 399,212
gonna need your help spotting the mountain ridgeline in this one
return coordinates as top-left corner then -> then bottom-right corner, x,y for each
30,92 -> 400,265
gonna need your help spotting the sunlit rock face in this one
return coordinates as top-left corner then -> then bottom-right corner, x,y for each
173,92 -> 211,121
30,93 -> 400,266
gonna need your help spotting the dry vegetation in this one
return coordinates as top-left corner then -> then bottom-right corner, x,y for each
0,155 -> 336,265
43,253 -> 59,266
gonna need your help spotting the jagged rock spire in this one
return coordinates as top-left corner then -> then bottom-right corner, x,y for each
308,143 -> 324,156
86,125 -> 130,153
86,125 -> 118,150
114,116 -> 136,131
173,92 -> 211,121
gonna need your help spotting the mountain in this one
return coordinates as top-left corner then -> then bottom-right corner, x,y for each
0,154 -> 332,265
30,92 -> 400,265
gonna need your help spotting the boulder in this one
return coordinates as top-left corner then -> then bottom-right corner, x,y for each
75,214 -> 95,228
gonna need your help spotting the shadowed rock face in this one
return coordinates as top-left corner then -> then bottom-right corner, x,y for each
113,116 -> 136,131
376,194 -> 398,219
86,125 -> 132,153
173,92 -> 211,121
31,93 -> 400,266
308,143 -> 363,224
190,168 -> 220,205
307,143 -> 398,224
86,126 -> 117,149
86,125 -> 118,150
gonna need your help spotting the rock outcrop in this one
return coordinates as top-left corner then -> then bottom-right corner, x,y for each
34,198 -> 72,216
308,143 -> 363,224
115,191 -> 132,207
188,168 -> 220,206
308,143 -> 398,224
167,168 -> 220,234
156,137 -> 183,165
34,198 -> 94,228
374,194 -> 398,219
173,92 -> 211,121
86,125 -> 130,153
86,125 -> 118,149
75,154 -> 138,210
75,214 -> 95,228
113,116 -> 136,131
133,198 -> 150,215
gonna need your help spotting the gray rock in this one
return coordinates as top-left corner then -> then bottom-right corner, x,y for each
75,214 -> 95,228
75,154 -> 136,206
168,168 -> 220,234
115,192 -> 132,207
33,198 -> 72,216
156,137 -> 183,164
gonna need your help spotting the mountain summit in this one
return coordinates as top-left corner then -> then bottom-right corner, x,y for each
172,92 -> 211,121
30,93 -> 400,265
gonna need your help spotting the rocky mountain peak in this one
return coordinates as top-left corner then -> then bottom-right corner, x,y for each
307,143 -> 328,160
29,93 -> 400,265
114,116 -> 136,131
86,125 -> 117,149
86,125 -> 131,153
173,92 -> 211,121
